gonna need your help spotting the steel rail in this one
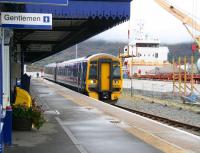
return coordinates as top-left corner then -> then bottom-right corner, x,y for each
114,104 -> 200,132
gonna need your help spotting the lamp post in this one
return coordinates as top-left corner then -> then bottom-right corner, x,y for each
0,28 -> 3,153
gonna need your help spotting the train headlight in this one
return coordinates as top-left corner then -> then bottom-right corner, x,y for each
89,80 -> 97,89
88,80 -> 97,90
114,80 -> 119,84
90,80 -> 97,84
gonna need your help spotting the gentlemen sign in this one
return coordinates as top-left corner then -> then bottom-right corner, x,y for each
0,0 -> 68,6
1,12 -> 52,29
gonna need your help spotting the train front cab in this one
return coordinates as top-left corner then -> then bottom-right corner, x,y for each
86,56 -> 122,102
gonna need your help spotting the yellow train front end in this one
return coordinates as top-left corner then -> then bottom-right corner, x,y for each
85,54 -> 122,103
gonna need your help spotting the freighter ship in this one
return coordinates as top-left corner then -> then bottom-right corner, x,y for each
123,35 -> 170,77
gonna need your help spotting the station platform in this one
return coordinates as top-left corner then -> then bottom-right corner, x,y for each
5,79 -> 200,153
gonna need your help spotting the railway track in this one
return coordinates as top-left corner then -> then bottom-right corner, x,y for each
114,104 -> 200,133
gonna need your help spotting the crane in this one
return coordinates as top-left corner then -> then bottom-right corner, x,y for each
154,0 -> 200,51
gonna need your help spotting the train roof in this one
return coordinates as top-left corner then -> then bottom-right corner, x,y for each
86,53 -> 118,60
60,56 -> 87,66
46,53 -> 119,67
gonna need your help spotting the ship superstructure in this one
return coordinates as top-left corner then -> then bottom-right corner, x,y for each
123,35 -> 169,76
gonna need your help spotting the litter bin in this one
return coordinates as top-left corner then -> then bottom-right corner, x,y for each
21,73 -> 31,93
3,106 -> 12,146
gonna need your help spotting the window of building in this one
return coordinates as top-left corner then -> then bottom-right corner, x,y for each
155,53 -> 158,58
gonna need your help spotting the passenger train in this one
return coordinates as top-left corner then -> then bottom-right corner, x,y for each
44,53 -> 122,102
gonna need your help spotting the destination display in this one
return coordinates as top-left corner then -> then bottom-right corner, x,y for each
1,12 -> 52,30
0,0 -> 68,6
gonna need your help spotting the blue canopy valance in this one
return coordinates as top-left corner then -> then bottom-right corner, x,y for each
17,0 -> 131,19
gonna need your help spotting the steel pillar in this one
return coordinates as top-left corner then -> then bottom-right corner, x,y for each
2,29 -> 12,146
0,28 -> 3,153
17,44 -> 24,78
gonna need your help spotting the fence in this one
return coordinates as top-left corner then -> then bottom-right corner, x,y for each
122,79 -> 200,104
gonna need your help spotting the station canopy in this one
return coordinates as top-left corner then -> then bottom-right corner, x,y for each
1,0 -> 131,63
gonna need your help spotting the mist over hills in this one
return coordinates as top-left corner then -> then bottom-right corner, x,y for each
34,40 -> 199,66
35,41 -> 126,66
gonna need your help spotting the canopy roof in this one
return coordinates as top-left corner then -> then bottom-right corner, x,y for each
1,0 -> 131,63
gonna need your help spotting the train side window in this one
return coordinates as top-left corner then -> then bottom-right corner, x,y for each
62,68 -> 64,76
81,62 -> 87,88
69,67 -> 71,76
73,67 -> 77,77
90,61 -> 97,64
70,66 -> 73,77
67,67 -> 69,76
89,64 -> 97,79
66,66 -> 68,76
113,62 -> 121,79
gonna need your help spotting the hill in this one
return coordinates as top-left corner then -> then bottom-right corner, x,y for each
34,41 -> 126,66
34,41 -> 199,66
167,43 -> 200,63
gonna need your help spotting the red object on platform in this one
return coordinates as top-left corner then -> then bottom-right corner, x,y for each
192,44 -> 197,52
6,106 -> 12,110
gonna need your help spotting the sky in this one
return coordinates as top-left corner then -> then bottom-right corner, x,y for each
90,0 -> 200,44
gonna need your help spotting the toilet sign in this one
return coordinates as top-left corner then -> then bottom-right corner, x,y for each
1,12 -> 52,30
0,0 -> 68,6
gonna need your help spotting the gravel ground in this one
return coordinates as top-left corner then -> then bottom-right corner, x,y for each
117,97 -> 200,129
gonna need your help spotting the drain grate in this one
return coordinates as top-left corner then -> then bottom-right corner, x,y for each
110,120 -> 120,124
38,92 -> 49,94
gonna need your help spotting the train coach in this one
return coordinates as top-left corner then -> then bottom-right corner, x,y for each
44,53 -> 122,102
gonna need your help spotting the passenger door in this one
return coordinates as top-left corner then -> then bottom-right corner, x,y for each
100,62 -> 111,91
